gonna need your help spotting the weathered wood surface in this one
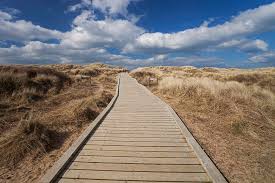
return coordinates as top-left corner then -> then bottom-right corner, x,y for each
42,73 -> 227,183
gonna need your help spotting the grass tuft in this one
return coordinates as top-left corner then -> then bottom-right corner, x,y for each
0,113 -> 54,166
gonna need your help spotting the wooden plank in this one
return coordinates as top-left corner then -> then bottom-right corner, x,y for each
62,170 -> 211,182
101,123 -> 175,127
105,115 -> 173,117
74,156 -> 201,165
92,133 -> 183,138
94,130 -> 182,135
103,118 -> 175,120
108,113 -> 173,115
78,150 -> 196,158
83,144 -> 193,152
58,179 -> 205,183
102,118 -> 174,121
97,127 -> 180,131
111,110 -> 169,112
58,179 -> 126,183
101,121 -> 176,124
108,112 -> 170,115
101,123 -> 177,127
101,123 -> 178,129
107,115 -> 174,118
68,162 -> 205,172
106,117 -> 173,119
86,141 -> 189,147
90,137 -> 185,142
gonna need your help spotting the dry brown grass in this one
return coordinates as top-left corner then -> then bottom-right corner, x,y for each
0,64 -> 126,183
133,66 -> 275,92
130,70 -> 159,86
131,66 -> 275,183
0,113 -> 54,167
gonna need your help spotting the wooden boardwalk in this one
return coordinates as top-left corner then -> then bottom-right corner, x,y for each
41,73 -> 227,183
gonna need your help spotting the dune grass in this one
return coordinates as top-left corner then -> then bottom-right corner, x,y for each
0,114 -> 54,167
0,64 -> 125,183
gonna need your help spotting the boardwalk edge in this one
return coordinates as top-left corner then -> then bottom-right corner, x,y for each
39,74 -> 121,183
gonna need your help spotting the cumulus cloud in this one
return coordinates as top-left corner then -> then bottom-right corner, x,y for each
2,8 -> 21,15
67,0 -> 92,12
0,41 -> 111,64
0,41 -> 154,68
0,10 -> 63,42
92,0 -> 132,16
0,10 -> 13,20
123,2 -> 275,53
67,0 -> 136,18
61,10 -> 144,49
217,39 -> 268,52
163,56 -> 225,67
1,1 -> 275,68
249,51 -> 275,64
130,55 -> 225,69
0,39 -> 224,69
0,40 -> 136,66
239,39 -> 268,53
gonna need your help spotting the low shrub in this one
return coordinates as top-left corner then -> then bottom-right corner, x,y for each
0,114 -> 54,166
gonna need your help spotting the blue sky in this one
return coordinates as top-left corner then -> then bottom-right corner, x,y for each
0,0 -> 274,68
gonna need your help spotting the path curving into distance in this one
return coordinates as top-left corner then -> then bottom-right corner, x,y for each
41,73 -> 227,183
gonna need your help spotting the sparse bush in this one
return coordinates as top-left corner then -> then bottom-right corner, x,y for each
22,88 -> 43,102
0,66 -> 71,96
73,97 -> 99,123
26,70 -> 37,78
96,91 -> 113,107
98,74 -> 116,84
227,73 -> 264,84
0,73 -> 26,94
79,68 -> 101,77
131,71 -> 158,86
225,72 -> 275,92
202,67 -> 219,73
34,75 -> 54,93
231,121 -> 246,135
0,114 -> 54,166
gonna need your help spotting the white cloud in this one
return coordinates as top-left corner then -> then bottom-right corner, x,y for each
61,10 -> 144,49
123,2 -> 275,53
217,39 -> 268,52
2,8 -> 21,15
166,56 -> 225,67
0,41 -> 111,64
249,51 -> 275,63
239,39 -> 268,52
67,0 -> 135,18
154,54 -> 168,60
0,11 -> 63,42
0,40 -> 224,68
92,0 -> 132,16
0,41 -> 156,68
1,2 -> 275,68
67,0 -> 92,12
0,10 -> 13,20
